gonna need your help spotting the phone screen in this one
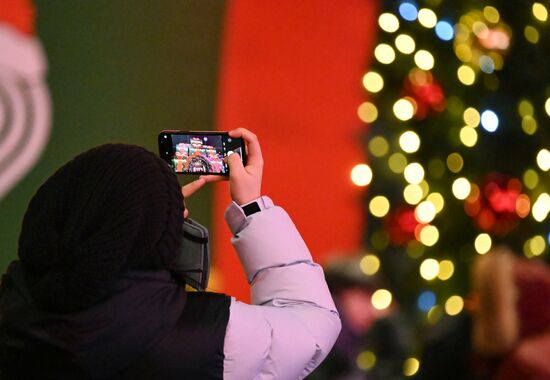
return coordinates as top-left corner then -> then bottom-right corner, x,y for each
158,131 -> 246,175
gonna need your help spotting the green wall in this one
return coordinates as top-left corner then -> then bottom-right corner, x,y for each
0,1 -> 226,272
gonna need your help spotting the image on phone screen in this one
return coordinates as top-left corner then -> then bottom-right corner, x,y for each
159,132 -> 245,175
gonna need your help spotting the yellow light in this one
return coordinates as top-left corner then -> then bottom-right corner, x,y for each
357,351 -> 376,371
475,233 -> 492,254
455,43 -> 472,62
518,100 -> 534,117
460,126 -> 478,147
446,153 -> 464,173
530,235 -> 546,256
438,260 -> 454,280
379,13 -> 400,33
427,192 -> 445,213
404,184 -> 424,205
419,225 -> 439,246
357,102 -> 378,123
375,43 -> 396,64
427,305 -> 442,324
351,164 -> 373,186
389,153 -> 408,173
395,34 -> 416,54
403,358 -> 420,377
414,50 -> 435,70
457,65 -> 476,85
452,177 -> 471,200
473,21 -> 489,39
360,254 -> 381,275
369,196 -> 390,218
524,26 -> 540,44
415,201 -> 437,223
533,3 -> 548,22
399,131 -> 421,153
463,107 -> 481,127
546,98 -> 550,116
393,98 -> 415,121
420,258 -> 439,280
484,6 -> 500,23
445,295 -> 464,316
522,116 -> 538,135
371,289 -> 393,310
363,71 -> 384,93
418,8 -> 437,28
523,169 -> 539,189
419,180 -> 430,197
532,193 -> 550,222
369,136 -> 390,157
404,163 -> 425,184
536,149 -> 550,171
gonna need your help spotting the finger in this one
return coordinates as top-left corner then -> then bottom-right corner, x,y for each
184,208 -> 189,220
229,128 -> 263,168
181,178 -> 206,198
226,151 -> 246,177
199,175 -> 227,183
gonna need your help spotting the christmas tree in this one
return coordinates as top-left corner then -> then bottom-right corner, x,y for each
353,0 -> 550,373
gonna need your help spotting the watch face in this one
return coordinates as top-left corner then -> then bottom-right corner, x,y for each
242,202 -> 261,216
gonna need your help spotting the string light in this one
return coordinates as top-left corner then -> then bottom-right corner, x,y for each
360,254 -> 381,275
480,110 -> 499,132
418,8 -> 437,28
463,107 -> 481,127
417,290 -> 436,311
483,6 -> 500,23
420,258 -> 439,280
403,358 -> 420,377
415,200 -> 437,223
427,192 -> 445,213
404,184 -> 424,205
375,44 -> 396,64
358,102 -> 378,123
395,34 -> 416,54
419,225 -> 439,246
368,136 -> 390,157
532,193 -> 550,222
475,233 -> 492,254
351,164 -> 373,186
356,351 -> 376,371
446,153 -> 464,173
522,116 -> 538,135
518,99 -> 534,117
536,149 -> 550,171
435,21 -> 454,41
445,295 -> 464,315
460,126 -> 478,147
414,50 -> 435,70
399,2 -> 418,21
438,260 -> 454,280
389,153 -> 408,173
404,163 -> 425,184
533,3 -> 549,22
523,168 -> 539,189
369,196 -> 390,217
452,177 -> 471,199
457,65 -> 475,85
545,98 -> 550,116
363,71 -> 384,93
524,26 -> 540,43
371,289 -> 393,310
399,131 -> 421,153
379,13 -> 400,33
393,98 -> 416,121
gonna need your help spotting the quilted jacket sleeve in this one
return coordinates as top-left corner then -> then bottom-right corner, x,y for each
222,196 -> 341,380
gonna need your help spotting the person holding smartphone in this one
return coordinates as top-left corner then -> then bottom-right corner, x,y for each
0,128 -> 341,379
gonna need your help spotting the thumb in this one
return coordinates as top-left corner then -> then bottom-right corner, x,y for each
226,152 -> 245,176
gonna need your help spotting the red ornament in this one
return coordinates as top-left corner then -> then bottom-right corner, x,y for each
385,206 -> 421,246
402,69 -> 446,120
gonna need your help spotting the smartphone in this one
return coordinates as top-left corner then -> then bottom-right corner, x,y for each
158,130 -> 246,175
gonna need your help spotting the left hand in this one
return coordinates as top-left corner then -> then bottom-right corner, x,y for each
181,178 -> 208,220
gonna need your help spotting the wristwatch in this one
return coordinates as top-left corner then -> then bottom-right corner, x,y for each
240,196 -> 273,217
242,201 -> 261,216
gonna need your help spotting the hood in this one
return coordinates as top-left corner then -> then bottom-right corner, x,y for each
0,261 -> 186,379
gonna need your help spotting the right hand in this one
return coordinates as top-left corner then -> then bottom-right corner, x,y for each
201,128 -> 264,205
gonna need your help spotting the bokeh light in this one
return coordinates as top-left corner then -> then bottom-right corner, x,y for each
457,65 -> 476,85
545,98 -> 550,116
518,99 -> 534,117
415,200 -> 437,223
360,254 -> 381,275
420,258 -> 440,280
399,131 -> 421,153
419,225 -> 439,246
475,233 -> 492,254
463,107 -> 481,127
452,177 -> 471,199
417,290 -> 436,311
414,50 -> 435,70
481,110 -> 499,132
351,164 -> 373,186
438,260 -> 454,280
363,71 -> 384,93
371,289 -> 393,310
536,149 -> 550,171
403,358 -> 420,377
356,351 -> 376,371
532,193 -> 550,222
404,184 -> 424,205
460,126 -> 478,147
522,116 -> 538,135
524,26 -> 540,44
435,20 -> 454,41
369,196 -> 391,218
375,43 -> 396,64
427,192 -> 445,213
379,13 -> 400,33
445,295 -> 464,315
446,153 -> 464,173
368,136 -> 390,157
533,3 -> 549,22
393,98 -> 416,121
357,102 -> 378,123
484,6 -> 500,24
523,168 -> 539,189
404,163 -> 425,184
389,153 -> 408,173
399,2 -> 418,21
395,34 -> 416,54
418,8 -> 437,28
